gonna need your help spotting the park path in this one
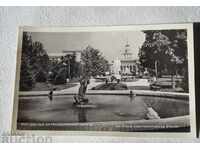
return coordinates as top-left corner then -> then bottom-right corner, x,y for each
60,80 -> 103,92
60,79 -> 150,93
60,83 -> 80,92
123,79 -> 150,87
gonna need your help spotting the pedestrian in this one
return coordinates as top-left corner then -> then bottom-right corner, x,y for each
48,88 -> 53,101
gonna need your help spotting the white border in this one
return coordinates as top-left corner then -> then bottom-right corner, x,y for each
12,23 -> 196,138
0,0 -> 200,6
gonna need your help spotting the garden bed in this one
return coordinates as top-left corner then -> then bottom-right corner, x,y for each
91,83 -> 128,90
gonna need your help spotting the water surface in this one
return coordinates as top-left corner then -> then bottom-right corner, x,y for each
17,95 -> 189,123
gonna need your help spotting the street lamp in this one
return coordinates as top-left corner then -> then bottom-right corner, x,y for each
155,60 -> 158,80
62,62 -> 68,83
68,57 -> 71,80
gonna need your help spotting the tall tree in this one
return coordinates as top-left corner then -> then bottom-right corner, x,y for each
48,53 -> 81,84
19,55 -> 35,90
20,32 -> 34,90
73,46 -> 109,105
20,32 -> 50,90
138,30 -> 188,91
81,45 -> 109,77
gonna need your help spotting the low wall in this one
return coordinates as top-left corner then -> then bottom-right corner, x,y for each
19,90 -> 189,100
17,115 -> 190,132
17,90 -> 189,132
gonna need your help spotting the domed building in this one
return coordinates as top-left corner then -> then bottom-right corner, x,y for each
110,41 -> 139,76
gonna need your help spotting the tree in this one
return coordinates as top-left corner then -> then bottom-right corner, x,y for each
20,32 -> 33,90
19,55 -> 35,91
138,30 -> 188,91
139,31 -> 173,76
73,46 -> 110,105
48,53 -> 81,84
81,45 -> 109,77
19,32 -> 50,90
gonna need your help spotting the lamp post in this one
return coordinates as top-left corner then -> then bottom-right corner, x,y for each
68,58 -> 71,80
155,60 -> 158,80
62,62 -> 67,83
64,55 -> 71,82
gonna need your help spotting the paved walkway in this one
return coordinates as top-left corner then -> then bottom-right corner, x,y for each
60,83 -> 79,92
60,79 -> 150,93
122,79 -> 150,87
60,80 -> 103,92
19,78 -> 188,99
19,79 -> 151,96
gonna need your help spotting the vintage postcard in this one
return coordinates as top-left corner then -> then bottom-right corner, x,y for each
12,24 -> 196,138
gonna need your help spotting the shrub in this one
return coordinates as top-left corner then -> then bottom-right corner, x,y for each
35,70 -> 47,82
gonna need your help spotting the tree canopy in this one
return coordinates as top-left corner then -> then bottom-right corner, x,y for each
20,32 -> 50,90
48,53 -> 81,84
138,30 -> 188,91
138,30 -> 187,76
81,46 -> 109,77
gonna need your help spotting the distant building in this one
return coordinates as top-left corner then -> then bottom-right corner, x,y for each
112,59 -> 121,75
110,42 -> 139,75
48,50 -> 82,62
62,50 -> 82,62
48,53 -> 65,62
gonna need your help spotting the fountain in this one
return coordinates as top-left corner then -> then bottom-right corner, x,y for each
73,76 -> 97,108
17,93 -> 189,132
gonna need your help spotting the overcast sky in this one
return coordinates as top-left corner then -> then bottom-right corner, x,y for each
30,31 -> 145,61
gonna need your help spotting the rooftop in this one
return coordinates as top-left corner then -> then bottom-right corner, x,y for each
48,53 -> 65,57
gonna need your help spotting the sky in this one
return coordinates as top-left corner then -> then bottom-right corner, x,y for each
30,31 -> 145,61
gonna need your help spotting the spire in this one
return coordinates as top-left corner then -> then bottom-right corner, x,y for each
122,38 -> 132,60
125,38 -> 130,47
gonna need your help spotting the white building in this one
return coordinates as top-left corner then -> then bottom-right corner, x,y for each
48,53 -> 65,62
48,50 -> 82,62
112,59 -> 121,75
62,50 -> 82,62
110,42 -> 139,75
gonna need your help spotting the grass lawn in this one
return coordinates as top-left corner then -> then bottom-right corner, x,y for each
91,83 -> 128,90
159,88 -> 184,93
31,82 -> 77,91
128,86 -> 150,90
150,77 -> 184,92
156,77 -> 182,82
128,77 -> 184,92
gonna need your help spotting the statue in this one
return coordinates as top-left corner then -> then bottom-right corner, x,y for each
73,76 -> 90,105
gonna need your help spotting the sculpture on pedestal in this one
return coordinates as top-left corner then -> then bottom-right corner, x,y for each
73,45 -> 109,107
73,76 -> 90,105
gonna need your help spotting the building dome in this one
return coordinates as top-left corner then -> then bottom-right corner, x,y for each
125,43 -> 130,47
122,41 -> 133,60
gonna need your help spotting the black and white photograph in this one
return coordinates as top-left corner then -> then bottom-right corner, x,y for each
12,24 -> 196,137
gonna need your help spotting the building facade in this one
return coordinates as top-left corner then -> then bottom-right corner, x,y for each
48,50 -> 82,62
111,42 -> 139,75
